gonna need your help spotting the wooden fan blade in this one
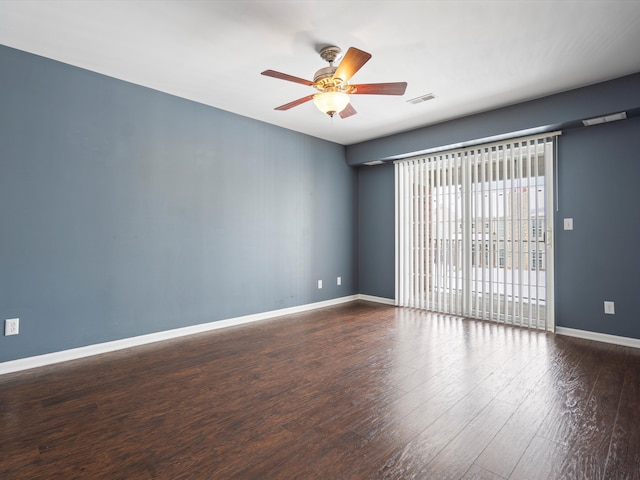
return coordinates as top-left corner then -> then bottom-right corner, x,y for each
339,103 -> 357,119
275,95 -> 315,111
350,82 -> 408,95
332,47 -> 372,83
261,70 -> 314,86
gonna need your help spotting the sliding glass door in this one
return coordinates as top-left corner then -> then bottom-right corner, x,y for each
395,133 -> 557,331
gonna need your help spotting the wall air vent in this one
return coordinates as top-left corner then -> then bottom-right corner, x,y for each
407,93 -> 435,105
582,111 -> 627,127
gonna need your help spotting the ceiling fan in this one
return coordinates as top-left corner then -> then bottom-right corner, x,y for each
261,46 -> 407,119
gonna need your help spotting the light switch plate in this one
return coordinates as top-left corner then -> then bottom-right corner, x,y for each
604,301 -> 615,315
564,218 -> 574,230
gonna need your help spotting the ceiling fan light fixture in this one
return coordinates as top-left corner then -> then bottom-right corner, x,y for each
313,91 -> 350,117
263,46 -> 406,119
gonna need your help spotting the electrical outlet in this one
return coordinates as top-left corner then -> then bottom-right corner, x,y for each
337,276 -> 342,286
5,318 -> 19,336
604,301 -> 615,315
317,280 -> 323,289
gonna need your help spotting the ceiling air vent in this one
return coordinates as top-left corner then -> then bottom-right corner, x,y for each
407,93 -> 435,105
362,160 -> 385,166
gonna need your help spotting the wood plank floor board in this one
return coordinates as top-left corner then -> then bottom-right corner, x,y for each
556,362 -> 626,479
376,386 -> 498,479
603,369 -> 640,480
2,301 -> 640,479
419,397 -> 518,479
535,338 -> 610,447
509,434 -> 569,480
475,356 -> 535,396
493,351 -> 551,407
462,464 -> 508,480
473,376 -> 555,478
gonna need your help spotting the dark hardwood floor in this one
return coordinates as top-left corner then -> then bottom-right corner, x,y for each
1,301 -> 639,479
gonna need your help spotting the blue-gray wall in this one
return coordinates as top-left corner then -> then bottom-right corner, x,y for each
556,116 -> 640,338
0,45 -> 357,363
354,73 -> 640,340
358,162 -> 395,299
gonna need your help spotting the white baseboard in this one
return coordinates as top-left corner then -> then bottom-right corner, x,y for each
16,299 -> 638,375
556,327 -> 640,349
0,295 -> 360,375
357,294 -> 396,306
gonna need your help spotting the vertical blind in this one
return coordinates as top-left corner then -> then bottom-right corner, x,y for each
395,133 -> 559,330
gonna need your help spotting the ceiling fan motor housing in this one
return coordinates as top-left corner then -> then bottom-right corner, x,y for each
314,66 -> 340,90
314,46 -> 347,91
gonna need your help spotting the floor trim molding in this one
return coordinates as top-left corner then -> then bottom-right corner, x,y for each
7,299 -> 638,375
1,295 -> 362,375
357,294 -> 396,305
556,326 -> 640,349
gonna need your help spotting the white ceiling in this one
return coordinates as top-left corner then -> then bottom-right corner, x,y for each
2,0 -> 640,145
